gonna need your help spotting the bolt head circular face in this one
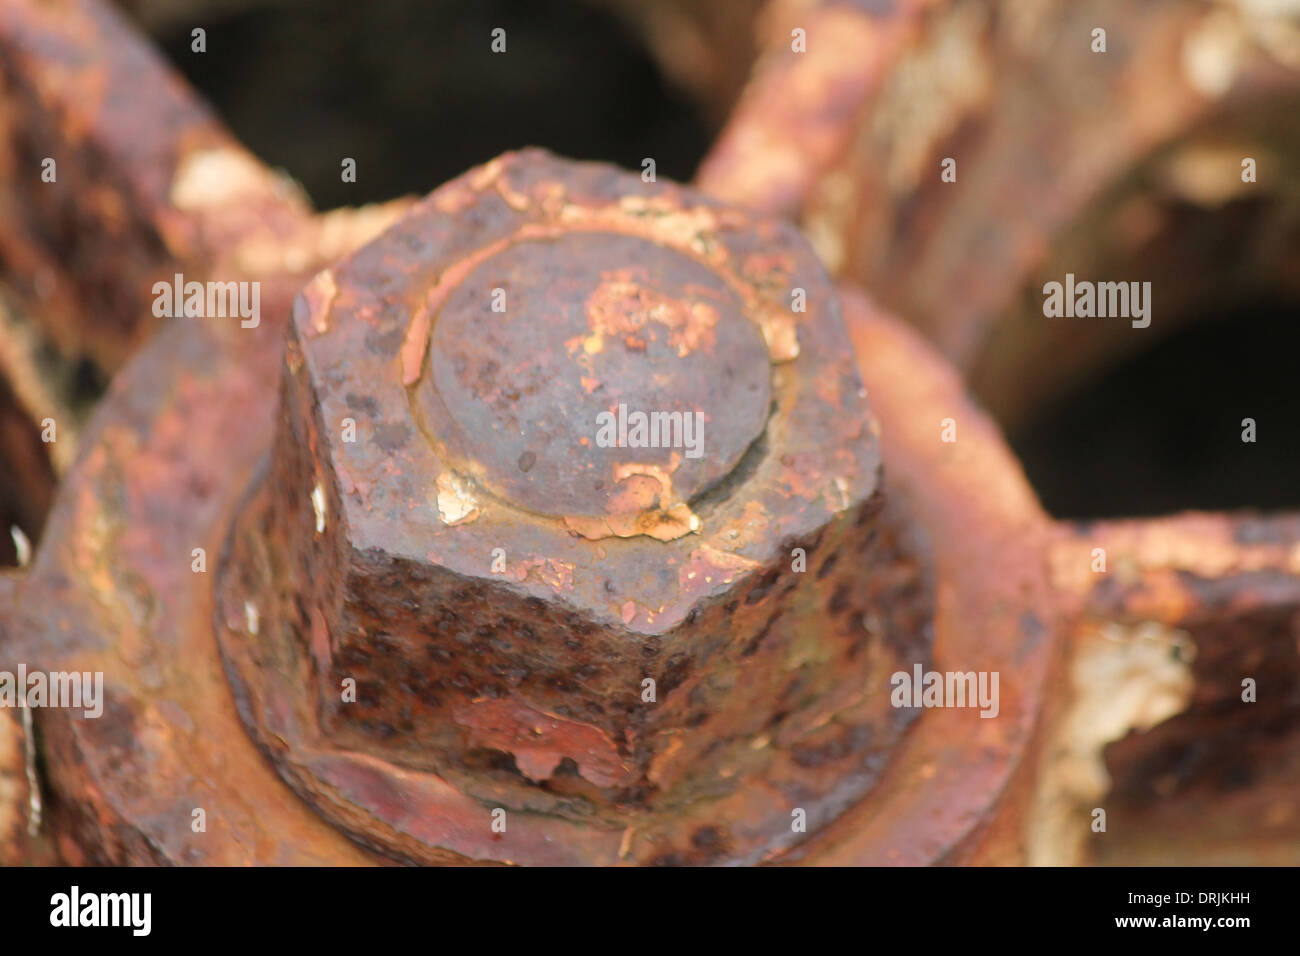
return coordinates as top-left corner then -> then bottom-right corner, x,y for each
423,232 -> 772,518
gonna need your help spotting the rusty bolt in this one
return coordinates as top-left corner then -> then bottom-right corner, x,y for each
214,149 -> 933,865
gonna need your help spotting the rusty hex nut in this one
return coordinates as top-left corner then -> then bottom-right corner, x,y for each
216,150 -> 933,864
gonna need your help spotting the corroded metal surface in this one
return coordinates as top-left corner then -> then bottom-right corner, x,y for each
789,286 -> 1059,864
817,0 -> 1300,422
216,150 -> 935,864
0,0 -> 306,371
696,0 -> 937,219
698,0 -> 1300,424
0,0 -> 411,580
10,307 -> 386,865
1048,512 -> 1300,865
1,0 -> 1297,869
0,708 -> 30,865
0,0 -> 411,377
6,140 -> 1297,864
10,149 -> 1076,861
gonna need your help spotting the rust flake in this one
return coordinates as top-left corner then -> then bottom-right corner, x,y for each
511,556 -> 576,592
450,696 -> 632,788
299,269 -> 337,338
678,544 -> 763,597
581,272 -> 721,358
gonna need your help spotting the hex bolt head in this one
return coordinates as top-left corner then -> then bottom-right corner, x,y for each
216,150 -> 933,864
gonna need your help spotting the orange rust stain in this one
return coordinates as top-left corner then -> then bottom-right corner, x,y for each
309,606 -> 331,674
776,452 -> 822,502
450,696 -> 632,788
559,455 -> 700,541
646,734 -> 687,790
759,309 -> 800,362
399,223 -> 566,385
612,459 -> 677,502
399,234 -> 514,386
432,180 -> 478,214
678,545 -> 763,596
511,556 -> 576,591
816,367 -> 842,407
711,499 -> 772,551
582,274 -> 720,359
468,157 -> 506,191
563,504 -> 699,543
300,269 -> 337,338
495,177 -> 532,211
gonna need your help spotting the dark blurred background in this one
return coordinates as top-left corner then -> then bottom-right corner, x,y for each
117,0 -> 714,210
1010,298 -> 1299,517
